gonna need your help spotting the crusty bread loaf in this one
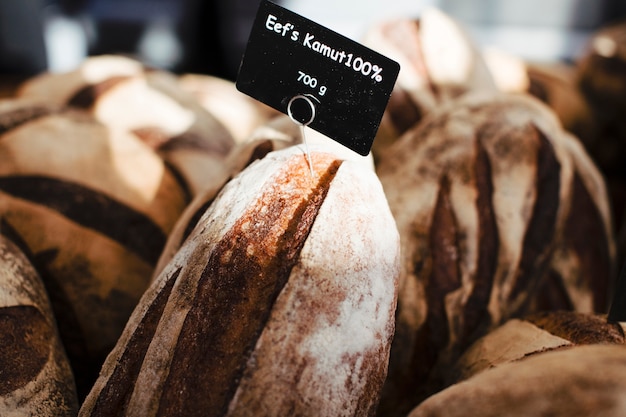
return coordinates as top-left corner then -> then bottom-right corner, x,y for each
79,144 -> 400,417
0,98 -> 189,398
375,92 -> 615,416
451,310 -> 625,383
18,55 -> 235,195
0,225 -> 78,416
409,345 -> 626,417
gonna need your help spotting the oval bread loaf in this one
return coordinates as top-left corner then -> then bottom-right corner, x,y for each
375,92 -> 615,416
80,145 -> 401,416
0,224 -> 78,416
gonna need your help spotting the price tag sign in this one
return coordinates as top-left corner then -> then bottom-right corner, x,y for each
236,0 -> 400,156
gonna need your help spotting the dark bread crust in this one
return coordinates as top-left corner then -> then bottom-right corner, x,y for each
525,311 -> 625,345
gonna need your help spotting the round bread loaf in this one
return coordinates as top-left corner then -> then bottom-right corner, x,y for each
0,98 -> 189,399
18,55 -> 235,195
408,344 -> 626,417
375,92 -> 615,416
0,225 -> 78,416
80,144 -> 400,417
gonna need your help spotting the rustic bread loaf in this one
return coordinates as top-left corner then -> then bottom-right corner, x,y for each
18,55 -> 235,195
80,144 -> 400,417
409,344 -> 626,417
451,310 -> 625,383
375,92 -> 615,416
0,225 -> 78,416
0,98 -> 189,398
362,8 -> 496,160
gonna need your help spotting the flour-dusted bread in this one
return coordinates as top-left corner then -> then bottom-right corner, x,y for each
0,225 -> 78,416
363,8 -> 496,159
375,92 -> 615,416
451,311 -> 625,383
80,144 -> 400,417
0,98 -> 189,398
18,55 -> 235,195
409,345 -> 626,417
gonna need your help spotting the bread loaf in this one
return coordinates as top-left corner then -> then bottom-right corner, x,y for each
18,55 -> 235,195
0,98 -> 189,398
375,92 -> 615,416
0,224 -> 78,416
409,345 -> 626,417
80,144 -> 400,417
451,310 -> 625,383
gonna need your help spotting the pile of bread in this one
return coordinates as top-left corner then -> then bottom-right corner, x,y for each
1,7 -> 625,417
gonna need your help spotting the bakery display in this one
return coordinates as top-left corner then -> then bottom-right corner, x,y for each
0,226 -> 78,416
79,145 -> 400,416
0,6 -> 623,416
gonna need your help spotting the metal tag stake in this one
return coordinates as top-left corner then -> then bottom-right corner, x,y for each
287,94 -> 317,178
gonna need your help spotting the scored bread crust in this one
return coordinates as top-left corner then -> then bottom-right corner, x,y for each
375,92 -> 615,416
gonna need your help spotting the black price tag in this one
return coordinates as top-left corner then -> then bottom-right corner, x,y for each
236,0 -> 400,156
608,261 -> 626,322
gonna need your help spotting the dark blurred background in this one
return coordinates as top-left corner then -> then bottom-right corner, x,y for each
2,0 -> 626,80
